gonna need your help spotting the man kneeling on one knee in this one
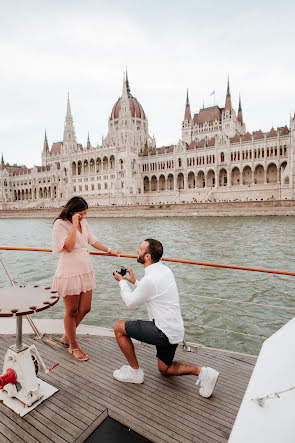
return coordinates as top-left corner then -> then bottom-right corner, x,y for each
112,238 -> 219,398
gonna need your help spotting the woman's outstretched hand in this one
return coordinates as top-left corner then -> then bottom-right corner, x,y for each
110,249 -> 121,257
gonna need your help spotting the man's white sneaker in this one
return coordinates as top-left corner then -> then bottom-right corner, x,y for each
196,367 -> 219,398
113,365 -> 144,384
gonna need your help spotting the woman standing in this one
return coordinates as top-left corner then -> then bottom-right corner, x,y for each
52,196 -> 120,361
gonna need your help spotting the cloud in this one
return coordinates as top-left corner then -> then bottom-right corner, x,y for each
0,1 -> 294,166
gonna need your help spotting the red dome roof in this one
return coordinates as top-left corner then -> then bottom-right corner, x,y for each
111,96 -> 146,120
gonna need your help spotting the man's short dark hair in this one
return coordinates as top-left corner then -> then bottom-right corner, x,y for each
145,238 -> 163,262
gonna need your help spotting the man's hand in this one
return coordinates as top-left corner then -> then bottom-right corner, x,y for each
113,271 -> 123,282
123,266 -> 136,285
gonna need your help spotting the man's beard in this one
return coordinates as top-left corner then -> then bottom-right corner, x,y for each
137,253 -> 146,264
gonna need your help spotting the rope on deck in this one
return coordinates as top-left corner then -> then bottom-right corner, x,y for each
253,385 -> 295,407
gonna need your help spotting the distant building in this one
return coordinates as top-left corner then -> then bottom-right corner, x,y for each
1,73 -> 295,209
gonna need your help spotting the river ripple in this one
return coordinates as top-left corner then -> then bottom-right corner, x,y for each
0,216 -> 294,355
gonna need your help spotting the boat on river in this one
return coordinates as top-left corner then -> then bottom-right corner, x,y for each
0,251 -> 294,442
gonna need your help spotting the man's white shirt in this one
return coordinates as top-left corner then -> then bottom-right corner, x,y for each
119,262 -> 185,344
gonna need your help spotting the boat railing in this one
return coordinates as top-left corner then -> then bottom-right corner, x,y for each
1,246 -> 295,276
1,246 -> 294,350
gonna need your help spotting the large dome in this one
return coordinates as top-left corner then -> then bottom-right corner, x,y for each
111,95 -> 146,120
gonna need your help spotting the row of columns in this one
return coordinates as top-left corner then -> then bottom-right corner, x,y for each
143,163 -> 285,192
13,186 -> 58,201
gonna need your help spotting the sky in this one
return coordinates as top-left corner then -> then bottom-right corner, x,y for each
0,0 -> 295,167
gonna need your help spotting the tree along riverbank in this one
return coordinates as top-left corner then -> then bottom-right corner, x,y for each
1,199 -> 295,218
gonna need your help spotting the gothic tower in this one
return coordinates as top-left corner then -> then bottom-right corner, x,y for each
182,89 -> 192,144
63,93 -> 77,154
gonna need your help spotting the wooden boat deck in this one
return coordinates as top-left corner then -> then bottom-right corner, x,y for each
0,334 -> 256,443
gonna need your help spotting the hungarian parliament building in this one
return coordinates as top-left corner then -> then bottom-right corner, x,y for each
1,73 -> 295,209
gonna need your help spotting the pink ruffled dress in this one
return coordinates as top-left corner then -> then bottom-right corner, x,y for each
52,219 -> 97,297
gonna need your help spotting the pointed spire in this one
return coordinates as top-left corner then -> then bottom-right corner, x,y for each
184,89 -> 191,121
43,130 -> 49,153
237,94 -> 243,124
125,67 -> 130,95
224,76 -> 232,112
63,93 -> 77,145
119,70 -> 132,118
87,132 -> 91,149
1,153 -> 4,164
66,92 -> 72,119
122,71 -> 129,99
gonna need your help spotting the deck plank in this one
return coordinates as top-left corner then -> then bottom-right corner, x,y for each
0,408 -> 44,443
0,336 -> 243,443
75,341 -> 235,438
0,334 -> 255,443
46,393 -> 96,425
0,431 -> 12,443
23,413 -> 67,443
81,337 -> 248,421
39,340 -> 232,440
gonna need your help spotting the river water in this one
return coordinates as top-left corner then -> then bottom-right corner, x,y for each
0,216 -> 294,356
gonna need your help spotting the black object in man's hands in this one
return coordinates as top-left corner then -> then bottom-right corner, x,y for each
113,267 -> 127,277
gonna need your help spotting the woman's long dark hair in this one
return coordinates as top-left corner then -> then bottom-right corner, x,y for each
54,196 -> 88,223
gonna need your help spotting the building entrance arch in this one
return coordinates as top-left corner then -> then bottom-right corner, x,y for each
177,173 -> 184,190
266,163 -> 277,183
207,170 -> 215,187
188,171 -> 195,188
196,171 -> 205,188
219,168 -> 227,186
167,174 -> 174,190
231,167 -> 240,186
242,166 -> 252,185
254,165 -> 264,184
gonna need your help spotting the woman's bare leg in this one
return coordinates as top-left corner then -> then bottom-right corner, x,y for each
61,291 -> 92,357
76,290 -> 92,327
63,294 -> 86,359
61,290 -> 92,339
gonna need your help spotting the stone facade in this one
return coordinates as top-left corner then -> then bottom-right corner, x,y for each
1,74 -> 295,209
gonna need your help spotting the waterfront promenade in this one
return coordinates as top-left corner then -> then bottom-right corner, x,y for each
1,200 -> 295,218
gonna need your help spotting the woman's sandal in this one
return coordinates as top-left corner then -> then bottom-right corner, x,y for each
68,348 -> 89,361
